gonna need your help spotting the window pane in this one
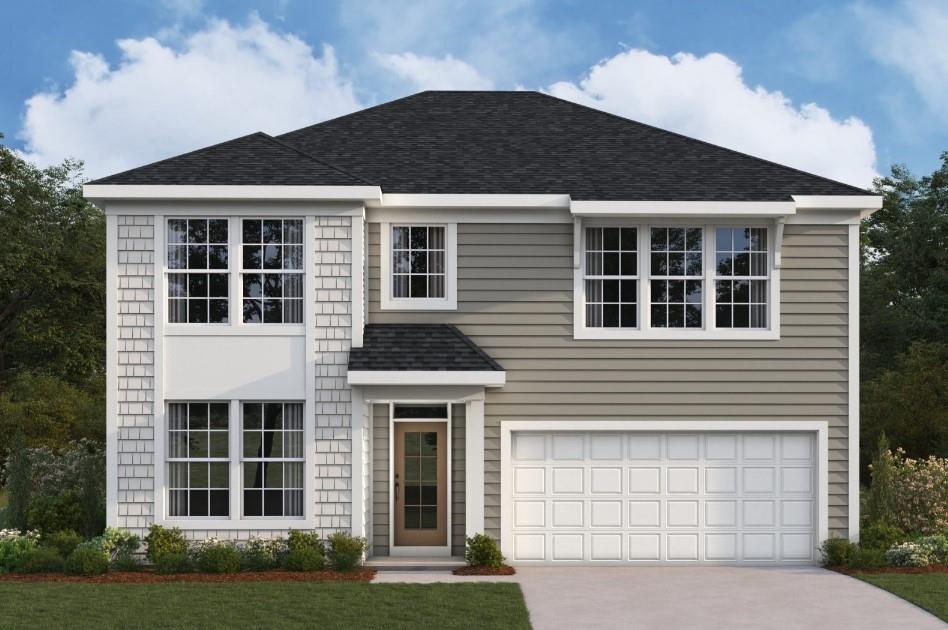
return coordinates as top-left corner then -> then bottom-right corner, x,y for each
428,275 -> 445,299
169,462 -> 188,487
264,490 -> 283,516
209,462 -> 229,488
243,300 -> 262,323
284,220 -> 303,244
243,245 -> 262,269
168,299 -> 187,323
410,226 -> 427,249
284,245 -> 303,270
187,219 -> 207,244
284,299 -> 303,323
189,490 -> 209,517
244,462 -> 263,489
263,274 -> 282,297
208,220 -> 228,244
263,245 -> 282,269
410,275 -> 427,298
168,245 -> 187,269
209,490 -> 229,517
264,462 -> 283,489
169,490 -> 188,517
168,219 -> 187,244
393,275 -> 409,298
284,275 -> 302,298
603,228 -> 620,250
187,245 -> 208,269
243,274 -> 262,298
262,220 -> 282,243
651,228 -> 667,251
243,219 -> 261,243
428,226 -> 445,249
189,404 -> 208,429
209,432 -> 229,458
393,226 -> 409,249
264,404 -> 283,430
244,431 -> 262,458
244,490 -> 262,516
209,274 -> 228,297
411,251 -> 427,273
190,462 -> 209,488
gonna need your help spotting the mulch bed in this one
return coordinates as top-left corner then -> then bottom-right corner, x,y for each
0,569 -> 376,583
830,565 -> 948,575
453,565 -> 516,576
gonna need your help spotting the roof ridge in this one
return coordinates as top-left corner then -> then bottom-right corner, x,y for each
446,324 -> 504,371
532,91 -> 873,196
260,133 -> 376,186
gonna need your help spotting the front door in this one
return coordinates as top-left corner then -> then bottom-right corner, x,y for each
394,422 -> 448,547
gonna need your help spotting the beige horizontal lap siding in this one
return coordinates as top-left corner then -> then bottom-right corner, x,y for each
367,222 -> 850,540
452,403 -> 466,556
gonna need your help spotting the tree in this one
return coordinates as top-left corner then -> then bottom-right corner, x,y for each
0,134 -> 106,388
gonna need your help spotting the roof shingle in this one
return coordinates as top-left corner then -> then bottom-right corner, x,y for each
348,324 -> 503,372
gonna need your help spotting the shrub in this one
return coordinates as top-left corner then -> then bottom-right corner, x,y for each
64,543 -> 109,576
915,535 -> 948,565
98,527 -> 140,559
860,522 -> 905,551
239,537 -> 286,571
284,547 -> 325,572
195,540 -> 241,574
287,530 -> 323,554
42,530 -> 83,558
153,552 -> 192,575
871,447 -> 948,535
0,530 -> 39,572
867,434 -> 896,526
26,492 -> 82,534
465,533 -> 504,569
847,547 -> 887,570
111,552 -> 141,572
13,547 -> 64,573
886,542 -> 934,567
144,525 -> 187,562
820,537 -> 855,567
326,532 -> 366,572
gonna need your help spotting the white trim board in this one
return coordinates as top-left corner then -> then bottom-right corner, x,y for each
499,419 -> 830,566
348,371 -> 506,387
572,200 -> 796,217
105,214 -> 119,527
792,195 -> 882,210
848,223 -> 860,542
85,184 -> 382,202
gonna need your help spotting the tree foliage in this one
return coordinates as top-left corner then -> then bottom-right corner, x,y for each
861,153 -> 948,472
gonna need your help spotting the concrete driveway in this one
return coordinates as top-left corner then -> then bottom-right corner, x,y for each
515,566 -> 946,630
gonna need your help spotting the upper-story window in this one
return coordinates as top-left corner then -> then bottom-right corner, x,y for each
381,223 -> 458,310
577,223 -> 775,338
167,219 -> 229,323
714,227 -> 769,328
240,219 -> 304,324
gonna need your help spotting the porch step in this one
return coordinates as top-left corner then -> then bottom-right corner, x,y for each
365,556 -> 466,572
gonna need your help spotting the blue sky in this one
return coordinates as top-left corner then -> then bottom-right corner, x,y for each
2,0 -> 946,186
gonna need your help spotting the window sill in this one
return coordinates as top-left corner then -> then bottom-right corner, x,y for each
379,298 -> 458,311
164,325 -> 305,337
154,517 -> 314,530
573,327 -> 780,341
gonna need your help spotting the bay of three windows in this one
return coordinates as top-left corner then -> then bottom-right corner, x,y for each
584,225 -> 770,330
167,401 -> 304,518
166,218 -> 303,324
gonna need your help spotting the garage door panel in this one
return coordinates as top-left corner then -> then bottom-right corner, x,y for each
509,431 -> 817,565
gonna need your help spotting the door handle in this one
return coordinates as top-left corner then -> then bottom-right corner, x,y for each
394,481 -> 399,501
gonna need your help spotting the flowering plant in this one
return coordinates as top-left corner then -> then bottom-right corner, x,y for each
871,448 -> 948,534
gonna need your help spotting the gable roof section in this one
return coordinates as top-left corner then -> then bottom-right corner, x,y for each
93,91 -> 872,201
89,132 -> 370,186
348,324 -> 503,372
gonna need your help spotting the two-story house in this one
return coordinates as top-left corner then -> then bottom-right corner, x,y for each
85,91 -> 880,565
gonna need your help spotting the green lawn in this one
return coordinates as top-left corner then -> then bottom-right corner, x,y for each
0,582 -> 531,629
855,573 -> 948,622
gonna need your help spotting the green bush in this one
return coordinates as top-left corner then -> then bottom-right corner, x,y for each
465,533 -> 504,568
98,527 -> 140,559
0,531 -> 39,572
153,552 -> 192,574
916,534 -> 948,565
860,522 -> 905,551
847,547 -> 887,570
13,547 -> 64,573
326,532 -> 366,572
820,537 -> 855,567
287,530 -> 323,554
195,542 -> 241,574
283,547 -> 325,572
26,493 -> 83,534
239,537 -> 286,571
144,525 -> 187,562
886,541 -> 934,567
64,543 -> 109,576
42,530 -> 83,558
111,552 -> 141,572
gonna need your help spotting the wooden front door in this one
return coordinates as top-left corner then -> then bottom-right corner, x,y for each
394,422 -> 448,547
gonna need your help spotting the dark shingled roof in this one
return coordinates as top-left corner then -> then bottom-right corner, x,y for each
93,91 -> 871,201
348,324 -> 503,372
90,132 -> 371,186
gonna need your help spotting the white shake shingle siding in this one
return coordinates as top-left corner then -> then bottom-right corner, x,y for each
367,222 -> 852,539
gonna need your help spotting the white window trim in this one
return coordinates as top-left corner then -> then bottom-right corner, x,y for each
380,222 -> 458,311
239,401 -> 306,520
573,219 -> 781,340
237,217 -> 306,327
161,216 -> 307,336
499,419 -> 830,566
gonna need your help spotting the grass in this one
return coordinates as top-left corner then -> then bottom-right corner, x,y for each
855,573 -> 948,622
0,582 -> 531,629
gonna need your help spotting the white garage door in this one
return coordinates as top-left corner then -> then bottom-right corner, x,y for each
508,432 -> 817,564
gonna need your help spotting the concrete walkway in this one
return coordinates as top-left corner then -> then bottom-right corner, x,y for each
515,566 -> 946,630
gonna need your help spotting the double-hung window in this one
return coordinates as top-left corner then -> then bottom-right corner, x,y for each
241,219 -> 304,324
392,225 -> 446,299
167,402 -> 230,517
167,219 -> 229,323
241,402 -> 304,517
579,223 -> 774,337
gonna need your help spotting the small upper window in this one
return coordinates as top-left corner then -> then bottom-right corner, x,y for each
714,227 -> 769,328
649,227 -> 703,328
392,225 -> 446,299
240,219 -> 304,324
167,219 -> 229,324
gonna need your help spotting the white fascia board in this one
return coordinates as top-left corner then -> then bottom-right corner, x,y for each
571,200 -> 797,217
83,184 -> 382,202
347,370 -> 506,387
792,195 -> 882,211
373,193 -> 571,209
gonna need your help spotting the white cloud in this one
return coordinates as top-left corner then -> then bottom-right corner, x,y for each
160,0 -> 204,19
854,0 -> 948,121
373,52 -> 493,90
546,49 -> 877,187
19,17 -> 362,178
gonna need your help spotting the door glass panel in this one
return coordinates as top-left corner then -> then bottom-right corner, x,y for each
403,431 -> 438,530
